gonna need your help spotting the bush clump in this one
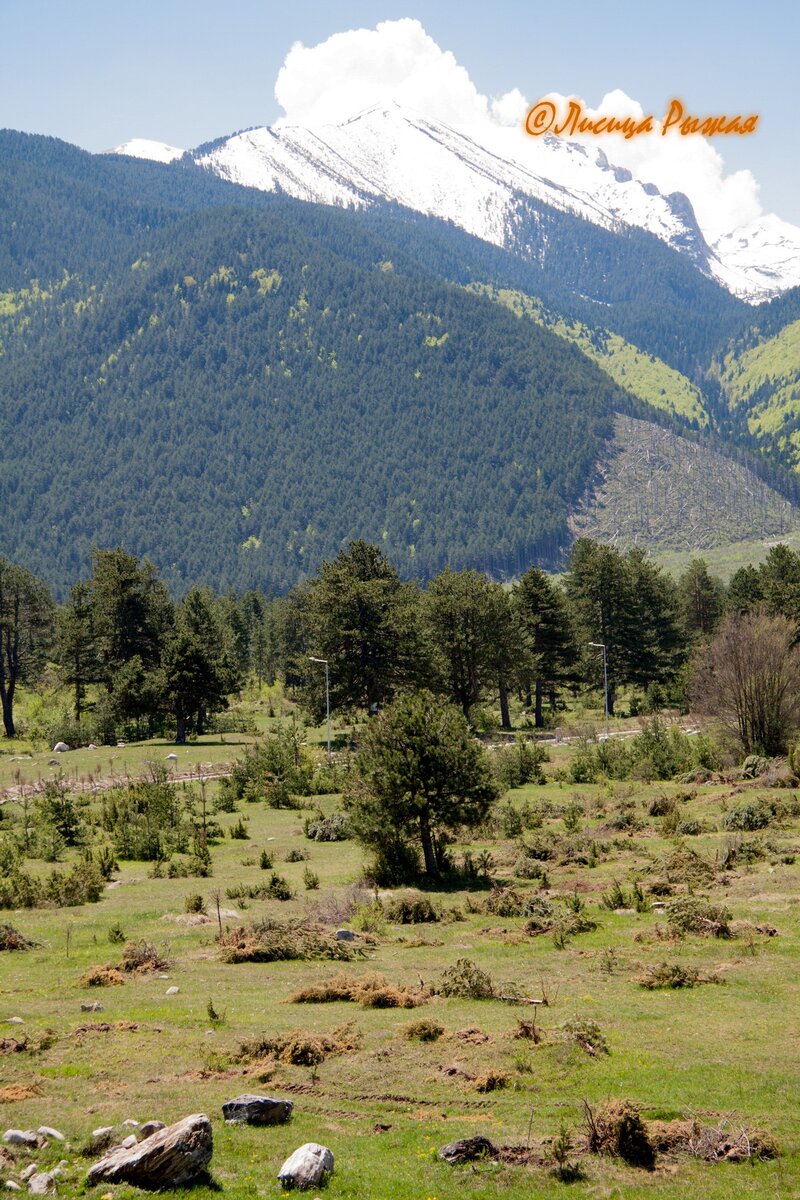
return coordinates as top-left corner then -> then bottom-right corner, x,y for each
637,961 -> 705,989
0,923 -> 35,951
436,958 -> 495,1000
218,923 -> 358,964
78,965 -> 126,987
403,1018 -> 444,1042
562,1017 -> 609,1057
290,971 -> 424,1009
384,891 -> 440,924
304,811 -> 352,842
722,803 -> 774,832
118,939 -> 173,974
666,897 -> 731,938
239,1022 -> 362,1067
582,1099 -> 655,1169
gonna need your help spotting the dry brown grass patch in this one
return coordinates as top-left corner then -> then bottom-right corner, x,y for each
0,1083 -> 41,1102
238,1021 -> 362,1066
78,964 -> 126,987
289,971 -> 425,1009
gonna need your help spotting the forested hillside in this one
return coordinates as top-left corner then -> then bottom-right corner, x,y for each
3,129 -> 800,597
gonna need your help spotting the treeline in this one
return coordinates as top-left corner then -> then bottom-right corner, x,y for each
6,535 -> 799,747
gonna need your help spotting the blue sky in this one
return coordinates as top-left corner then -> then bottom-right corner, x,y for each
3,0 -> 799,223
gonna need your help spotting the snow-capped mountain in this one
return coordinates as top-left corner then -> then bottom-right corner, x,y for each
112,105 -> 800,303
110,138 -> 185,164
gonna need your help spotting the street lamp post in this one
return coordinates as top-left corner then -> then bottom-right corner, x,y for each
588,642 -> 609,739
308,656 -> 331,763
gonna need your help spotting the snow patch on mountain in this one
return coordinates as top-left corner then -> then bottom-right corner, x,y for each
111,107 -> 800,303
110,138 -> 185,164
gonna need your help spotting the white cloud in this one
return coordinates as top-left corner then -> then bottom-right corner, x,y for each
274,19 -> 764,241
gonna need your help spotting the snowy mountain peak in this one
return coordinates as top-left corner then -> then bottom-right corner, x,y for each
109,138 -> 185,164
110,108 -> 800,303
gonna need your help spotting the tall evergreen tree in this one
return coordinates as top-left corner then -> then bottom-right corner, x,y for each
514,566 -> 578,727
57,580 -> 99,720
164,587 -> 233,743
302,540 -> 423,717
0,558 -> 55,737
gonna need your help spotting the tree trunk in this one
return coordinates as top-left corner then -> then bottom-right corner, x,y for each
197,707 -> 207,736
1,689 -> 15,738
499,677 -> 511,730
534,677 -> 544,728
175,713 -> 187,744
419,818 -> 439,878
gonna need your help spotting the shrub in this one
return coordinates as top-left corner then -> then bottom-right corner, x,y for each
285,848 -> 308,863
79,965 -> 125,987
562,1017 -> 609,1056
229,817 -> 250,840
582,1099 -> 655,1168
119,939 -> 173,974
107,922 -> 126,944
218,730 -> 313,809
403,1018 -> 444,1042
289,972 -> 423,1008
437,958 -> 494,999
666,896 -> 731,938
101,771 -> 190,861
0,923 -> 35,951
492,738 -> 548,788
259,849 -> 274,869
303,867 -> 320,891
385,891 -> 439,924
304,811 -> 352,842
637,962 -> 703,989
722,803 -> 773,832
218,923 -> 358,964
676,819 -> 702,836
266,872 -> 293,901
513,853 -> 547,880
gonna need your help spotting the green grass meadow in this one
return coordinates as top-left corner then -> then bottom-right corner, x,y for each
1,750 -> 799,1198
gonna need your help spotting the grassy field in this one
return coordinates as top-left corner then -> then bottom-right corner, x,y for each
1,740 -> 798,1198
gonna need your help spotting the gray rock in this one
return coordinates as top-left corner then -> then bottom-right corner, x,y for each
165,987 -> 179,995
278,1143 -> 334,1190
86,1113 -> 212,1189
87,744 -> 97,750
438,1136 -> 497,1164
165,754 -> 178,762
222,1095 -> 293,1126
119,1135 -> 137,1149
139,1121 -> 165,1139
80,1003 -> 103,1013
2,1018 -> 24,1025
36,1127 -> 64,1142
5,1182 -> 21,1192
26,1173 -> 54,1196
90,1127 -> 114,1140
52,743 -> 69,754
121,1120 -> 139,1129
335,929 -> 355,941
19,1168 -> 37,1182
2,1131 -> 37,1149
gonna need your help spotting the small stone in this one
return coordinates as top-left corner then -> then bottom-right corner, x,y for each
5,1182 -> 21,1192
27,1173 -> 54,1195
91,1127 -> 114,1140
3,1019 -> 24,1025
119,1135 -> 137,1150
438,1136 -> 498,1164
87,744 -> 97,750
52,742 -> 69,754
36,1127 -> 64,1142
139,1122 -> 165,1139
19,1168 -> 37,1182
2,1131 -> 37,1149
165,987 -> 179,995
80,1003 -> 103,1013
278,1143 -> 334,1190
121,1121 -> 139,1129
335,929 -> 355,941
165,754 -> 178,762
222,1095 -> 293,1127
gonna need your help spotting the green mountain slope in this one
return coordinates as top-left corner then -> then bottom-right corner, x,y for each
0,207 -> 628,596
717,317 -> 800,463
475,286 -> 710,428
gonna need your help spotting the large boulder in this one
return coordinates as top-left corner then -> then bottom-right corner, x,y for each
278,1143 -> 334,1190
438,1135 -> 498,1164
86,1113 -> 212,1189
222,1095 -> 293,1126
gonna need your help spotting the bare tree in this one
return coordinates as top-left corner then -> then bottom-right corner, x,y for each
691,609 -> 800,756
